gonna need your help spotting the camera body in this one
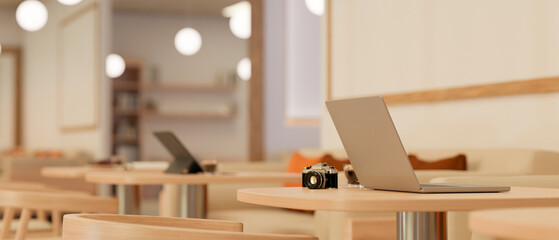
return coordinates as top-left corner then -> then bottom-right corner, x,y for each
302,163 -> 338,189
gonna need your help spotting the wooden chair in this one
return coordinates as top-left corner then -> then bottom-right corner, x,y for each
0,182 -> 90,225
0,189 -> 117,240
63,214 -> 319,240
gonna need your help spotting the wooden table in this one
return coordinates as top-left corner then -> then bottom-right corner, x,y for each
470,207 -> 559,240
86,171 -> 300,218
41,164 -> 168,179
237,187 -> 559,240
41,165 -> 166,215
41,166 -> 125,179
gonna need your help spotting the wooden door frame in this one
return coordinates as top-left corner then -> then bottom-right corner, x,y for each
2,48 -> 23,146
248,0 -> 264,161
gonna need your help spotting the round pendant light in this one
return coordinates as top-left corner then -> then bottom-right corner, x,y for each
57,0 -> 82,6
305,0 -> 325,16
106,54 -> 126,78
229,7 -> 251,39
236,57 -> 251,81
16,0 -> 48,32
174,28 -> 202,56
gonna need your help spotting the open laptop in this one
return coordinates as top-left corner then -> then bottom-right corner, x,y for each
326,96 -> 510,193
154,131 -> 203,174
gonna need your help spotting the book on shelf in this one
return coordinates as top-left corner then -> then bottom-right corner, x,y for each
115,119 -> 138,139
116,92 -> 138,111
115,145 -> 139,162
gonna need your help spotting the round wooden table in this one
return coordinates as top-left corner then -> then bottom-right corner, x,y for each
470,207 -> 559,240
86,171 -> 300,218
237,187 -> 559,240
41,165 -> 167,215
41,163 -> 168,179
41,166 -> 125,179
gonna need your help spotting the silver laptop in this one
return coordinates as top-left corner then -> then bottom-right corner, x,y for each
326,96 -> 510,193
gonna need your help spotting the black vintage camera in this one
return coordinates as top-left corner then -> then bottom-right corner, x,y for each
302,163 -> 338,189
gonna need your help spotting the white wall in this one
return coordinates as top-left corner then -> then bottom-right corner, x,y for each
285,0 -> 322,120
0,55 -> 16,150
0,7 -> 22,47
322,0 -> 559,152
113,11 -> 248,161
264,0 -> 320,160
23,0 -> 111,158
0,7 -> 21,150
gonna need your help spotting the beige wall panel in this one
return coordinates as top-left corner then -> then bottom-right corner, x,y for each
322,0 -> 559,152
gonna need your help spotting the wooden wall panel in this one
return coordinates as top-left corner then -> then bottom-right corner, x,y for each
383,76 -> 559,106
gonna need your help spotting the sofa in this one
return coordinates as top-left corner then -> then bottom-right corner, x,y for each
319,148 -> 559,240
207,161 -> 317,235
431,175 -> 559,240
204,148 -> 559,240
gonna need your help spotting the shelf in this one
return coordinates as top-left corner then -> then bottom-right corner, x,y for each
142,83 -> 236,92
113,109 -> 140,117
113,81 -> 140,91
141,110 -> 234,120
113,135 -> 139,145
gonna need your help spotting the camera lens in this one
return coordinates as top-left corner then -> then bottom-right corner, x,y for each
304,171 -> 324,189
310,176 -> 318,185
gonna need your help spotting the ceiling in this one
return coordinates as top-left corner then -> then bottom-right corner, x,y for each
0,0 -> 243,16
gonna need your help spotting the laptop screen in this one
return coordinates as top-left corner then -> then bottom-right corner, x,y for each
154,131 -> 202,174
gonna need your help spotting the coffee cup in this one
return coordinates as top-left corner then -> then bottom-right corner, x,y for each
201,159 -> 218,174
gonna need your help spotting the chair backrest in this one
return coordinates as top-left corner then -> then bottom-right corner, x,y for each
63,214 -> 319,240
0,182 -> 88,194
0,190 -> 117,213
2,157 -> 95,193
0,189 -> 117,240
408,148 -> 559,174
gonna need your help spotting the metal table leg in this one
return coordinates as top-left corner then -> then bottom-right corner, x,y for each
160,184 -> 179,217
180,184 -> 206,218
180,185 -> 187,218
397,212 -> 447,240
117,185 -> 140,215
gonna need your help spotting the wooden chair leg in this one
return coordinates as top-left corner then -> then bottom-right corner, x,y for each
14,208 -> 31,240
0,208 -> 15,239
36,210 -> 47,221
51,210 -> 62,236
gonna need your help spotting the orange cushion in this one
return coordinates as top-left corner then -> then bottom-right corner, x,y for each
323,154 -> 351,171
408,154 -> 467,170
284,152 -> 323,187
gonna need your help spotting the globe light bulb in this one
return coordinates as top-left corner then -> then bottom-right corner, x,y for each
305,0 -> 325,16
57,0 -> 82,6
174,28 -> 202,56
106,54 -> 126,78
237,58 -> 251,81
16,0 -> 48,32
229,7 -> 251,39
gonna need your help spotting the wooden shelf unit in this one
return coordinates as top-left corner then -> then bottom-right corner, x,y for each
141,110 -> 235,120
110,59 -> 143,162
113,109 -> 140,117
110,58 -> 239,163
142,83 -> 236,92
113,81 -> 140,92
112,135 -> 139,145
